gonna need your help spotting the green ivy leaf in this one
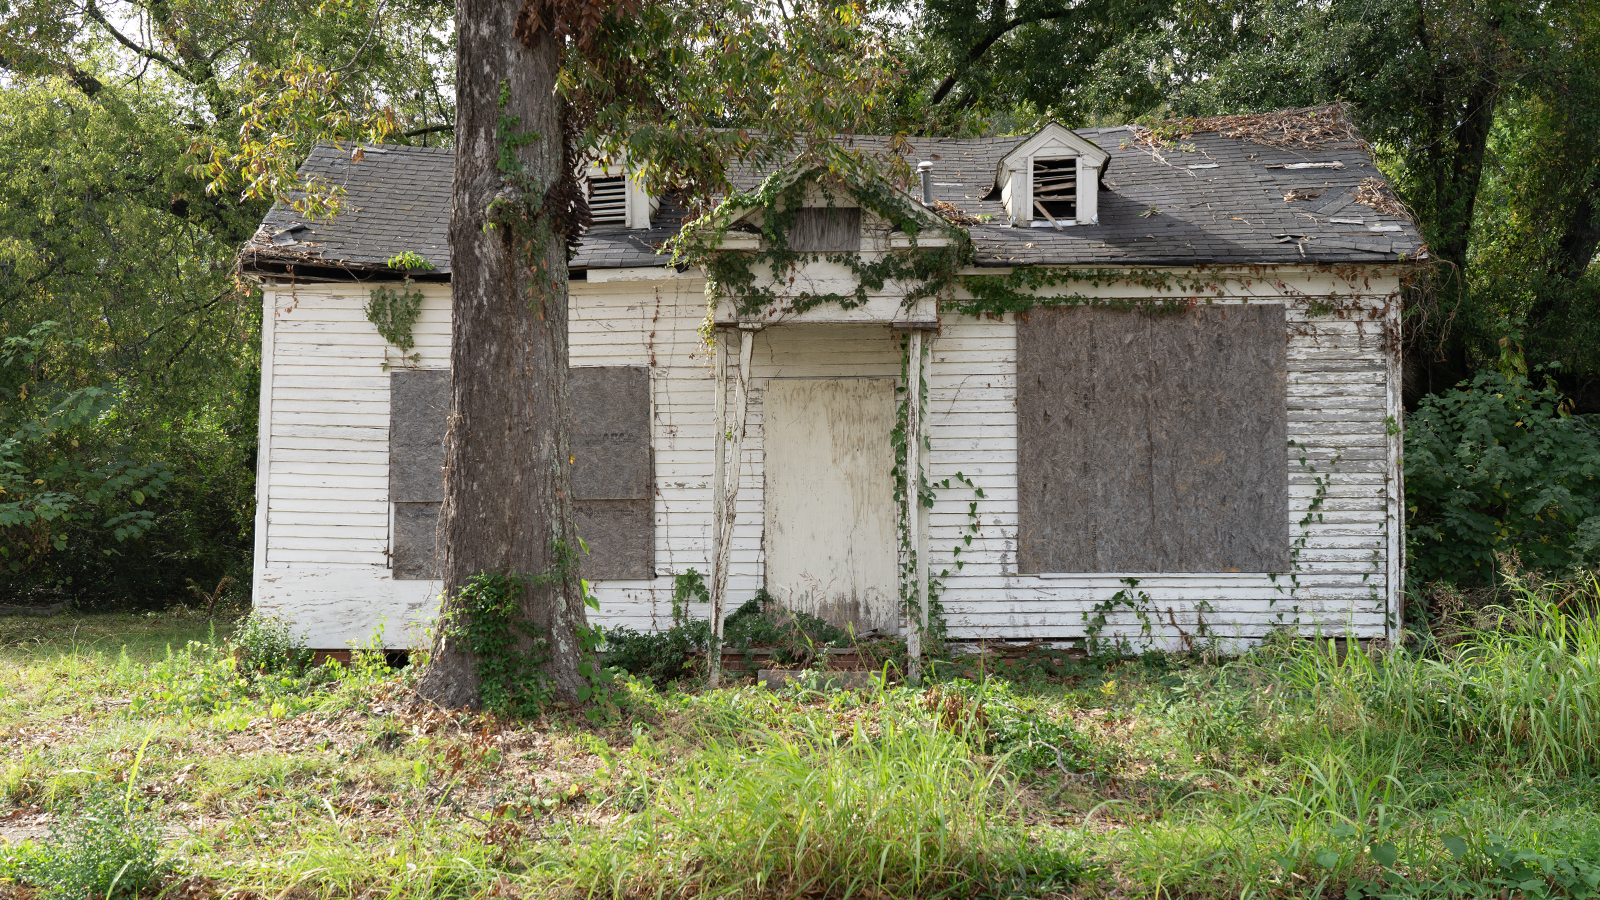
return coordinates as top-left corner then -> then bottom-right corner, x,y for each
1442,835 -> 1469,859
1369,842 -> 1399,867
1315,850 -> 1340,869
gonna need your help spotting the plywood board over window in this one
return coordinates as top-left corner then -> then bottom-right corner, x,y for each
389,369 -> 449,579
1017,304 -> 1289,574
569,366 -> 654,580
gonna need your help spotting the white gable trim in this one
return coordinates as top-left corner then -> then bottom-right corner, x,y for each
997,123 -> 1111,172
695,164 -> 948,252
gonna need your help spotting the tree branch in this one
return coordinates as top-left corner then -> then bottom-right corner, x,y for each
83,3 -> 195,83
404,123 -> 454,138
929,8 -> 1076,106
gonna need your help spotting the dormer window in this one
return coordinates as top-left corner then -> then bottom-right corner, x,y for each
993,124 -> 1110,229
1031,158 -> 1077,225
583,162 -> 659,231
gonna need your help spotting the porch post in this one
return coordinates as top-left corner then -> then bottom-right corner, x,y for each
916,333 -> 931,672
710,326 -> 756,687
905,329 -> 924,682
709,331 -> 728,687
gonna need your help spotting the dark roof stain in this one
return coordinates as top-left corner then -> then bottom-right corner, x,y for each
239,123 -> 1424,278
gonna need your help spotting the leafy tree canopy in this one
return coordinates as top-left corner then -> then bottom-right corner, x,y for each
0,78 -> 259,602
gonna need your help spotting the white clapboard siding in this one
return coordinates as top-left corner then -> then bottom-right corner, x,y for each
255,267 -> 1404,648
253,283 -> 452,647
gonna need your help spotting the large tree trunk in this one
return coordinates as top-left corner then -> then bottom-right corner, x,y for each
416,0 -> 587,707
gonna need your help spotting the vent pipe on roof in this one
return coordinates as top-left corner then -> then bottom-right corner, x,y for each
918,160 -> 934,206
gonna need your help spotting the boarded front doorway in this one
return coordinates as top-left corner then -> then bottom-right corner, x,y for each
763,378 -> 898,633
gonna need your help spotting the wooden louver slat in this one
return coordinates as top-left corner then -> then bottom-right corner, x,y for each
588,175 -> 628,227
1032,158 -> 1077,222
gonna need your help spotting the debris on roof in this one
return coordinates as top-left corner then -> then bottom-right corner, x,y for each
1132,104 -> 1367,152
1354,177 -> 1412,221
930,200 -> 980,226
237,110 -> 1426,278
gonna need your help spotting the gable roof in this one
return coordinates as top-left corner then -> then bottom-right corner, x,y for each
994,122 -> 1111,182
238,113 -> 1424,279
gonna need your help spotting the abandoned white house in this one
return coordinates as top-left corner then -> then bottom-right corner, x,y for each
241,111 -> 1422,654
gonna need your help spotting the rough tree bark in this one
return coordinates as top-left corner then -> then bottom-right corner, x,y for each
415,0 -> 588,707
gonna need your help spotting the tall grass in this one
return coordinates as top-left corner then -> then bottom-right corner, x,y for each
1267,574 -> 1600,775
558,703 -> 1086,899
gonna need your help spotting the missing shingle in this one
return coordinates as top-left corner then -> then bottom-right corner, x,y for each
1283,188 -> 1326,202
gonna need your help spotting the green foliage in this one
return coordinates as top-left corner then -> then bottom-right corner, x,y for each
568,0 -> 921,207
446,572 -> 553,717
602,576 -> 851,687
929,678 -> 1095,773
0,79 -> 256,607
1249,575 -> 1600,776
671,159 -> 971,324
364,281 -> 425,366
574,581 -> 620,724
1082,578 -> 1157,659
1405,371 -> 1600,584
230,612 -> 313,675
385,251 -> 435,271
578,712 -> 1092,898
0,325 -> 174,576
2,788 -> 168,899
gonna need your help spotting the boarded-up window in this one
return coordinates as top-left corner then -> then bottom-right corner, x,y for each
787,207 -> 862,253
570,366 -> 654,580
1016,305 -> 1289,574
389,369 -> 449,579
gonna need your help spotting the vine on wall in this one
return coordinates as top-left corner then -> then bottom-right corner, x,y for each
364,253 -> 433,369
670,152 -> 971,330
890,335 -> 987,647
671,156 -> 1401,654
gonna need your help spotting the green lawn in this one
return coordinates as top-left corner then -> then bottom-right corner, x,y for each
1,591 -> 1599,899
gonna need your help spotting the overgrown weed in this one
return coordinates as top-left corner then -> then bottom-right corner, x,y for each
5,584 -> 1600,899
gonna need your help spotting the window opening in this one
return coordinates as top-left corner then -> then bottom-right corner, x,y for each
1032,158 -> 1077,223
587,175 -> 627,228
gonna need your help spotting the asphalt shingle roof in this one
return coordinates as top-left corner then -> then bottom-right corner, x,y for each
239,119 -> 1423,277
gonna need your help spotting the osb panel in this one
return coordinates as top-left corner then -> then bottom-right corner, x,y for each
1017,304 -> 1289,574
392,501 -> 440,580
569,366 -> 651,500
389,369 -> 450,502
787,208 -> 862,253
575,499 -> 654,580
570,367 -> 654,579
763,378 -> 898,632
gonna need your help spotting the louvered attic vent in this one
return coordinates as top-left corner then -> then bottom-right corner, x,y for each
1033,159 -> 1077,222
587,175 -> 627,228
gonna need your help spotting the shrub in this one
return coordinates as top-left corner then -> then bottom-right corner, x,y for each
1405,370 -> 1600,585
230,612 -> 313,675
602,576 -> 850,687
4,788 -> 167,899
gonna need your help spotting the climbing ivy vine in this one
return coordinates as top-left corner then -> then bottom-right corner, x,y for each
671,153 -> 971,329
672,158 -> 1403,658
363,253 -> 433,370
